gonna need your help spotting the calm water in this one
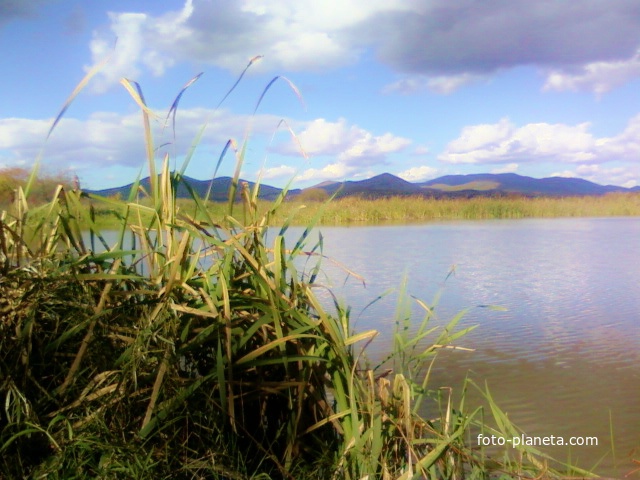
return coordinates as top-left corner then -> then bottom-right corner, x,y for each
282,218 -> 640,477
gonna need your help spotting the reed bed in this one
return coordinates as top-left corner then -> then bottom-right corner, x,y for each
76,192 -> 640,230
275,193 -> 640,225
0,69 -> 592,479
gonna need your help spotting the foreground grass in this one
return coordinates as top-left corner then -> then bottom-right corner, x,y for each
3,182 -> 588,479
1,70 -> 595,479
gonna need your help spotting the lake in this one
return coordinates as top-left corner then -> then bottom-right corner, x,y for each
91,217 -> 639,476
281,217 -> 640,477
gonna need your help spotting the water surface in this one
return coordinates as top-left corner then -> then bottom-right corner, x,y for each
91,217 -> 640,475
287,218 -> 640,476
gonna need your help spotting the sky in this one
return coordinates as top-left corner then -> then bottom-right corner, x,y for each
2,0 -> 640,190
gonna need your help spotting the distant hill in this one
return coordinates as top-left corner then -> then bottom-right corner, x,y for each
417,173 -> 632,196
87,172 -> 638,201
88,175 -> 299,202
317,173 -> 425,198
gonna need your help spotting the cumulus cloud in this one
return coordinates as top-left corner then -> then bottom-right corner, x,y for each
277,118 -> 410,164
577,165 -> 639,188
0,107 -> 284,176
552,165 -> 639,188
439,118 -> 601,164
296,162 -> 355,183
439,115 -> 640,187
549,170 -> 577,178
0,113 -> 153,171
260,164 -> 296,179
85,0 -> 640,94
87,10 -> 179,93
543,49 -> 640,94
0,107 -> 409,187
491,163 -> 519,174
259,118 -> 410,182
397,166 -> 438,182
86,0 -> 381,91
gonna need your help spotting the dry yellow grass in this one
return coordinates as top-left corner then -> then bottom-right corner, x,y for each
265,192 -> 640,225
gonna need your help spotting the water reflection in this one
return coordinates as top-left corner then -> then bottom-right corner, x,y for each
287,218 -> 640,476
88,218 -> 640,476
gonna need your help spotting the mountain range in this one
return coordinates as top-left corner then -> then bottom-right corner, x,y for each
87,172 -> 640,201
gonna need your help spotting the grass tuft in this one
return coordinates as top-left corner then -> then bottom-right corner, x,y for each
0,68 -> 589,479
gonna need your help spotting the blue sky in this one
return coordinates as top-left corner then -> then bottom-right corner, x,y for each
2,0 -> 640,190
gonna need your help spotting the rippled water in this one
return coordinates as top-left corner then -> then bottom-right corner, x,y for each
91,217 -> 640,475
282,218 -> 640,477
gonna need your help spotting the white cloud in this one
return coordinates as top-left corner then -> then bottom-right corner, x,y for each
397,165 -> 438,182
552,164 -> 639,188
438,115 -> 640,187
0,107 -> 284,177
296,162 -> 354,182
426,74 -> 487,94
384,73 -> 486,95
597,113 -> 640,158
278,118 -> 410,165
575,164 -> 638,187
543,49 -> 640,95
88,13 -> 147,93
85,0 -> 393,91
86,3 -> 195,92
260,164 -> 296,179
267,117 -> 410,183
549,170 -> 577,178
439,118 -> 599,164
84,1 -> 640,95
0,108 -> 409,188
491,163 -> 519,174
576,165 -> 606,175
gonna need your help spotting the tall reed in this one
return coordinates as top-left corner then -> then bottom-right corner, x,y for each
0,67 -> 591,479
277,193 -> 640,225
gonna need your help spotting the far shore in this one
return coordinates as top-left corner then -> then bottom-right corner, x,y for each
36,191 -> 640,230
4,166 -> 639,229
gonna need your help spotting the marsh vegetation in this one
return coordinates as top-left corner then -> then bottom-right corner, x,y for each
265,192 -> 640,225
11,187 -> 639,232
0,69 -> 597,478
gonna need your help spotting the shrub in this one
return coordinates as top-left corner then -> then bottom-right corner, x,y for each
0,167 -> 73,207
295,187 -> 330,203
